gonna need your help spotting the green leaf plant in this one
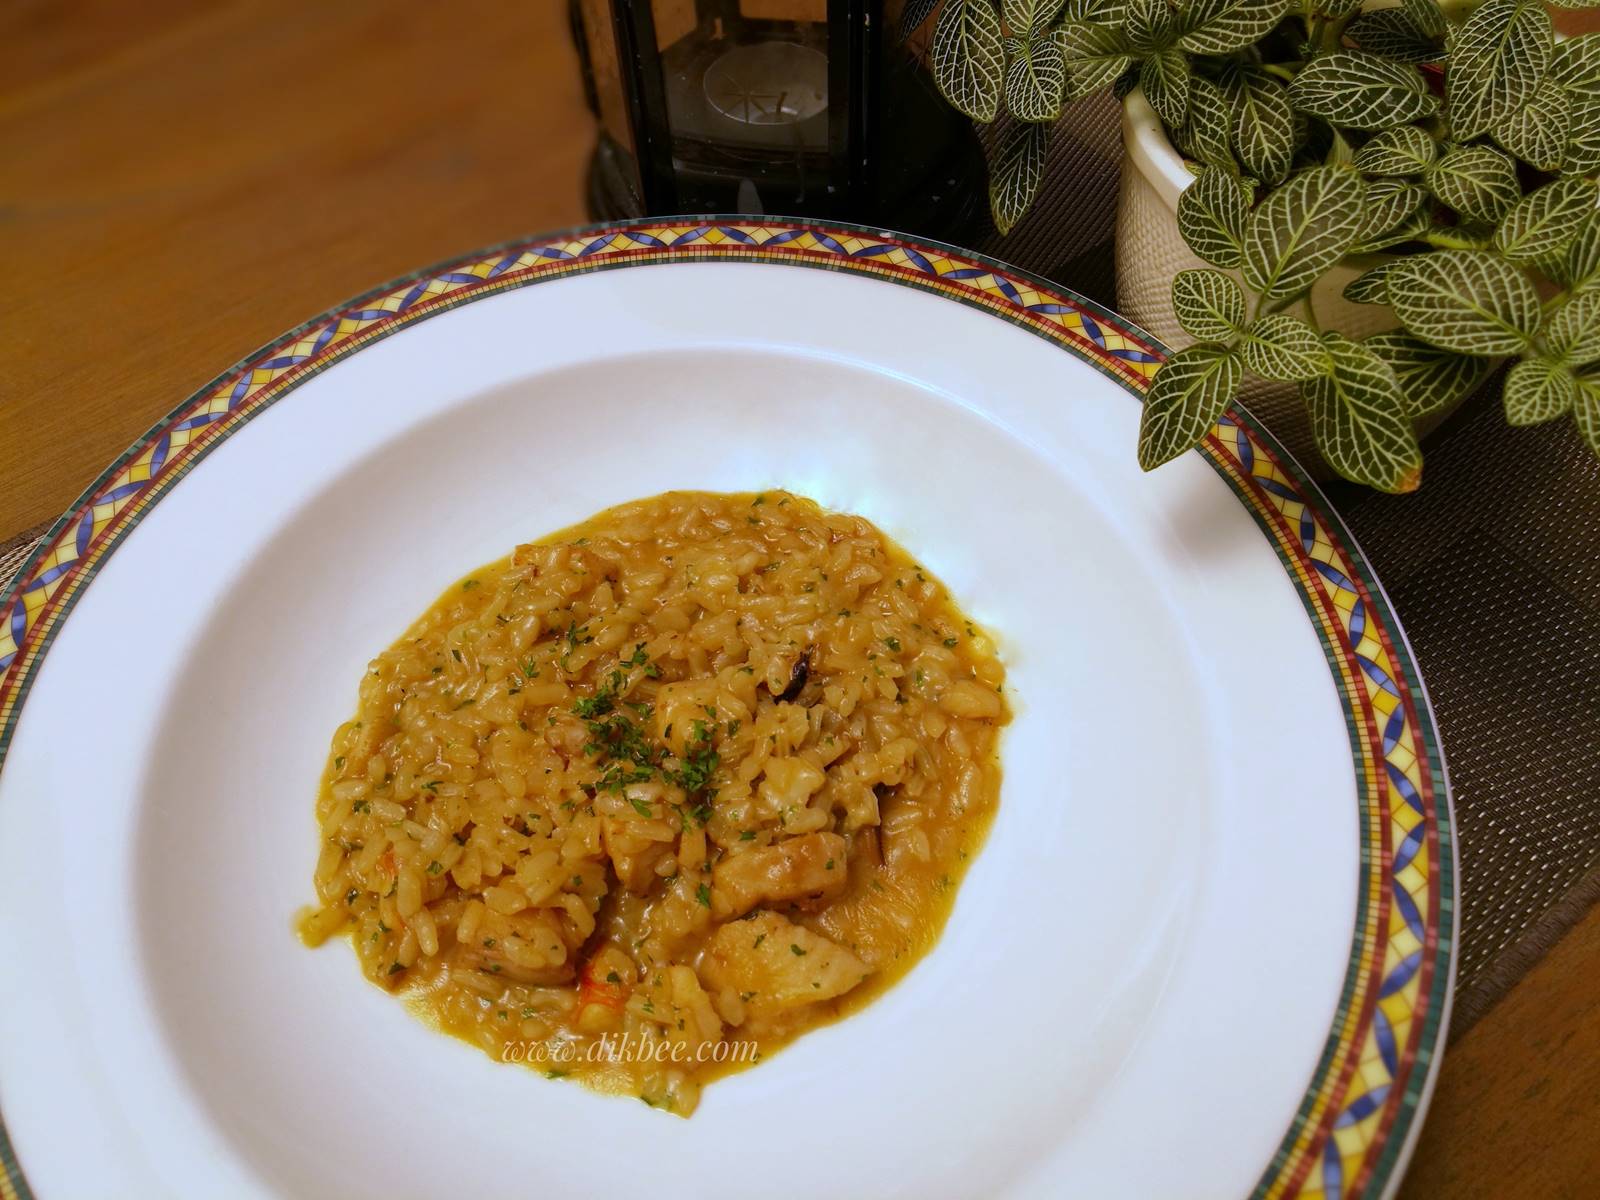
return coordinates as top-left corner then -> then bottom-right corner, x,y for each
926,0 -> 1600,489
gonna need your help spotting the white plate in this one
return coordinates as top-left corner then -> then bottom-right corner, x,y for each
0,221 -> 1454,1199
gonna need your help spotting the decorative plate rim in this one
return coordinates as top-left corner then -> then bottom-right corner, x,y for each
0,216 -> 1454,1200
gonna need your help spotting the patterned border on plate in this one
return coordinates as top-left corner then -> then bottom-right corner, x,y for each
0,218 -> 1450,1200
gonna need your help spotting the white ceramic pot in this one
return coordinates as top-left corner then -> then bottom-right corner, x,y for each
1115,89 -> 1400,476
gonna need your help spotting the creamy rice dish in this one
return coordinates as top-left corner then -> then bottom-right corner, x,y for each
299,490 -> 1009,1113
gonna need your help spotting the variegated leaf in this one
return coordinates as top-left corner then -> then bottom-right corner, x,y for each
1354,208 -> 1433,254
1113,63 -> 1141,100
1358,180 -> 1428,243
1568,96 -> 1600,172
1353,124 -> 1437,176
1346,9 -> 1443,65
1424,145 -> 1520,224
1180,76 -> 1235,168
1503,358 -> 1580,424
1004,34 -> 1066,120
1550,32 -> 1600,100
1576,378 -> 1600,459
1176,0 -> 1291,55
1495,176 -> 1598,266
933,0 -> 1006,122
899,0 -> 942,40
1364,330 -> 1492,418
1173,268 -> 1246,341
1389,249 -> 1541,354
1447,0 -> 1553,140
1056,23 -> 1133,99
1002,0 -> 1068,34
1402,0 -> 1447,41
1241,165 -> 1367,301
1288,52 -> 1438,131
1062,0 -> 1127,20
1141,50 -> 1191,128
1562,209 -> 1600,290
1068,0 -> 1120,19
1177,166 -> 1250,267
1241,313 -> 1330,380
988,120 -> 1049,234
1138,344 -> 1241,469
1345,262 -> 1398,305
1225,64 -> 1295,185
1545,290 -> 1600,365
1303,333 -> 1421,491
1125,0 -> 1176,51
1493,80 -> 1572,171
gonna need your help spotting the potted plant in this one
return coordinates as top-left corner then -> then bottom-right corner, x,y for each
917,0 -> 1600,491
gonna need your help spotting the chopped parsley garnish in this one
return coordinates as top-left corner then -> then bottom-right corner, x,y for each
461,579 -> 479,590
388,963 -> 404,975
740,830 -> 757,841
695,883 -> 712,908
944,636 -> 959,648
790,944 -> 806,956
605,970 -> 622,984
884,637 -> 901,652
426,861 -> 442,875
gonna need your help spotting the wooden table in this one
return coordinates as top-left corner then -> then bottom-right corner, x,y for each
2,3 -> 1596,1196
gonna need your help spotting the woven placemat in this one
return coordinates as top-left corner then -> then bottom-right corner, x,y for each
972,111 -> 1600,1039
0,532 -> 45,605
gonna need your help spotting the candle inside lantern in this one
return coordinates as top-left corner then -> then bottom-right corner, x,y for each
703,41 -> 828,126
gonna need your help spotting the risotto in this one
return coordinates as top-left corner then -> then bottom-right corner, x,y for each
299,490 -> 1009,1113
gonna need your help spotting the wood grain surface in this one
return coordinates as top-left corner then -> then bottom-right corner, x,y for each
2,2 -> 1596,1196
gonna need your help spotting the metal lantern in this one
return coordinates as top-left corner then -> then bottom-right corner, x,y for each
573,0 -> 984,237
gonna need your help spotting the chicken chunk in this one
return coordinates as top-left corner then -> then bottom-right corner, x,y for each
454,908 -> 575,986
602,816 -> 674,893
711,831 -> 848,919
700,912 -> 869,1017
